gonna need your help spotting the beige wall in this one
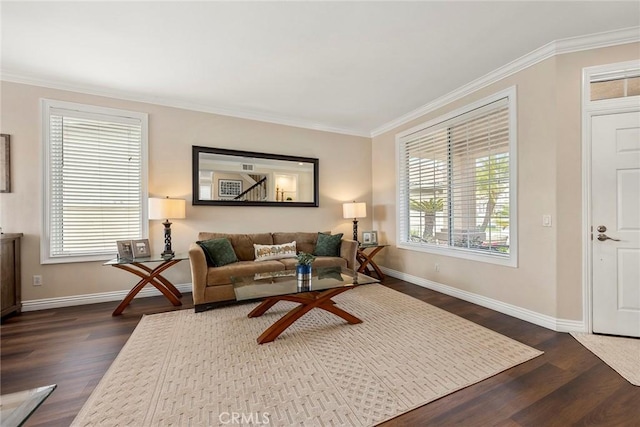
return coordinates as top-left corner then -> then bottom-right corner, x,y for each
2,42 -> 637,317
372,43 -> 640,321
0,82 -> 372,301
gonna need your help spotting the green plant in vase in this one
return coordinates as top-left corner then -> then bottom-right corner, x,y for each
296,252 -> 315,275
296,252 -> 316,265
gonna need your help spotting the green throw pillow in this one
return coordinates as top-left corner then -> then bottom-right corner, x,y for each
197,238 -> 238,267
313,232 -> 343,257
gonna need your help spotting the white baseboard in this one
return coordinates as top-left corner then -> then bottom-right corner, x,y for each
381,267 -> 586,333
21,272 -> 588,333
21,283 -> 193,312
555,318 -> 588,333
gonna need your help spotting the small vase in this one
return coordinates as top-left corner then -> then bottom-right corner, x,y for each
296,264 -> 312,275
296,264 -> 312,290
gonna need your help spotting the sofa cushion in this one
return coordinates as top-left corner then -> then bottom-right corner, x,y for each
313,232 -> 343,257
254,241 -> 297,262
198,232 -> 273,261
206,260 -> 286,286
196,238 -> 238,267
313,256 -> 347,269
273,232 -> 319,255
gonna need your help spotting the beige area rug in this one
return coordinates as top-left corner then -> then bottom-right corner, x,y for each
571,332 -> 640,386
72,284 -> 542,426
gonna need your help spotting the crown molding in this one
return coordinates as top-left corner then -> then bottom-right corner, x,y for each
2,26 -> 638,139
555,26 -> 640,55
0,71 -> 371,138
370,26 -> 640,138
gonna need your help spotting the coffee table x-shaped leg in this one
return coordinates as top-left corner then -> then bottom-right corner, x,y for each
248,286 -> 361,344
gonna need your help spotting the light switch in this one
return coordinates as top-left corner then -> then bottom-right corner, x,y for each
542,215 -> 552,227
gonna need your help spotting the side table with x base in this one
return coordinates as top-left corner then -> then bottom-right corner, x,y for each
356,244 -> 388,280
105,254 -> 186,316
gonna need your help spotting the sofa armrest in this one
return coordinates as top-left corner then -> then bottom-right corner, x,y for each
188,243 -> 208,305
340,239 -> 358,270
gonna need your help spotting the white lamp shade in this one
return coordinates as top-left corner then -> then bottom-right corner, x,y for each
343,202 -> 367,219
149,197 -> 186,220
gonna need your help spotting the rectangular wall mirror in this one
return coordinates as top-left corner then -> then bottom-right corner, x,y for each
192,146 -> 319,207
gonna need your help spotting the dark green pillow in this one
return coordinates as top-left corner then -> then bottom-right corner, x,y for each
313,233 -> 343,257
196,238 -> 238,267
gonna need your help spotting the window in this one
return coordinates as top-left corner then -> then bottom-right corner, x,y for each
42,100 -> 148,263
590,72 -> 640,101
396,87 -> 517,266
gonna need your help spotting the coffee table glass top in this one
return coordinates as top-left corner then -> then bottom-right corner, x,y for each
231,267 -> 379,301
0,384 -> 56,427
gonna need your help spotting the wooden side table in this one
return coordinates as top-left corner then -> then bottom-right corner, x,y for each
105,253 -> 187,316
357,244 -> 388,280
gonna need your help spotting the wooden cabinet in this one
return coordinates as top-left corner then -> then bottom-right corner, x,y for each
1,233 -> 22,319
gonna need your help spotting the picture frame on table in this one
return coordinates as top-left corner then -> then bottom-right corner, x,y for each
116,240 -> 134,260
132,239 -> 151,258
362,231 -> 378,245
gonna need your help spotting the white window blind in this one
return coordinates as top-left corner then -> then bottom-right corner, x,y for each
43,100 -> 148,263
398,90 -> 515,264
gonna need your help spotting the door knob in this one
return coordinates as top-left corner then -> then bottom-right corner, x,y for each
597,233 -> 620,242
597,225 -> 607,232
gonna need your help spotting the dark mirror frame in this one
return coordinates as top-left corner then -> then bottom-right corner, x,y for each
192,146 -> 319,207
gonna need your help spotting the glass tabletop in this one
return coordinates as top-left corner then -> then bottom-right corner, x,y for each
0,384 -> 56,427
104,252 -> 189,265
232,266 -> 379,301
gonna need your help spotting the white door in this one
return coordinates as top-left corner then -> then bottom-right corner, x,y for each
592,111 -> 640,337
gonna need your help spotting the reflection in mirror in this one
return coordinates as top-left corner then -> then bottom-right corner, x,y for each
192,146 -> 319,207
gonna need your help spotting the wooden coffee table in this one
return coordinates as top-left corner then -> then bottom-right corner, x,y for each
232,267 -> 379,344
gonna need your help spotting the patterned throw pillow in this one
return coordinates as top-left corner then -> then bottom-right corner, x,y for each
254,241 -> 297,262
196,238 -> 238,267
313,233 -> 343,257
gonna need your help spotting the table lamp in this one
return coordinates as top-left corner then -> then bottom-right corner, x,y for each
149,197 -> 186,257
343,201 -> 366,242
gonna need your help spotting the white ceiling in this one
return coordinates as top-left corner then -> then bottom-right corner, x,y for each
2,1 -> 639,136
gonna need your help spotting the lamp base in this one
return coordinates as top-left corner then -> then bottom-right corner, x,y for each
352,219 -> 359,243
162,220 -> 174,256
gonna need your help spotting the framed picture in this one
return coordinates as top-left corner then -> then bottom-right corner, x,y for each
362,231 -> 378,245
1,134 -> 10,193
132,239 -> 151,258
116,240 -> 134,260
218,179 -> 243,197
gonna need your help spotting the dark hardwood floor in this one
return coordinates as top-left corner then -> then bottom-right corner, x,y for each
1,278 -> 638,426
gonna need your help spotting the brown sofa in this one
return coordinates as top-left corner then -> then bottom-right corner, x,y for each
189,232 -> 358,311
